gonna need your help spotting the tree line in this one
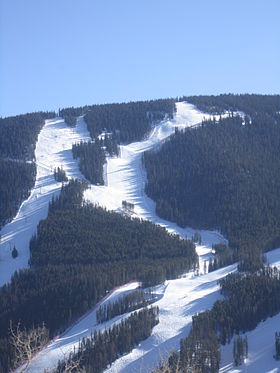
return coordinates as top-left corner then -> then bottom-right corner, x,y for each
72,135 -> 118,185
208,243 -> 234,272
59,106 -> 85,127
0,111 -> 54,160
0,159 -> 36,228
233,335 -> 248,366
29,181 -> 196,267
56,306 -> 159,373
185,93 -> 280,120
59,99 -> 175,143
62,100 -> 174,183
96,289 -> 156,324
0,111 -> 55,229
53,166 -> 68,182
84,99 -> 175,143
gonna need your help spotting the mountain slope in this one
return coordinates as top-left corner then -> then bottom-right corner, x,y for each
144,96 -> 280,253
0,116 -> 91,287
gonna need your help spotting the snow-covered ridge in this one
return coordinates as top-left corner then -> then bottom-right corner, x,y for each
0,116 -> 90,286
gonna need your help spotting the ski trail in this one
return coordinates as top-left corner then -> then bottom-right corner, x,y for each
84,102 -> 228,267
0,116 -> 90,286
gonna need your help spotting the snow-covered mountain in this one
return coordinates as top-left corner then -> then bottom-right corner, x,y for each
2,102 -> 280,372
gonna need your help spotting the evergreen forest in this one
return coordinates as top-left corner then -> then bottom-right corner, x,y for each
56,307 -> 159,373
72,141 -> 106,184
96,289 -> 156,324
60,99 -> 175,143
186,93 -> 280,118
0,112 -> 54,228
0,180 -> 197,371
60,99 -> 175,184
144,95 -> 280,254
84,99 -> 175,143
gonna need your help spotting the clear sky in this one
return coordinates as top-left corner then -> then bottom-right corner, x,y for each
0,0 -> 279,117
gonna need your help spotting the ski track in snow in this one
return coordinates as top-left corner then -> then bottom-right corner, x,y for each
3,102 -> 280,372
0,116 -> 91,287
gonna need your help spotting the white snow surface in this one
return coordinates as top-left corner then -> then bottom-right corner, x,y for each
219,313 -> 280,373
0,116 -> 90,286
105,250 -> 280,373
25,282 -> 141,372
107,265 -> 238,373
27,266 -> 237,373
84,102 -> 208,217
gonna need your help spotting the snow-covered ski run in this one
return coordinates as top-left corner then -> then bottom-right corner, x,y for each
2,102 -> 280,372
0,116 -> 91,287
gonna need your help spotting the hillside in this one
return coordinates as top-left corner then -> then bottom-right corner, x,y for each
0,180 -> 197,372
0,100 -> 225,373
144,95 -> 280,255
0,112 -> 55,228
59,99 -> 175,142
60,99 -> 176,183
1,96 -> 280,373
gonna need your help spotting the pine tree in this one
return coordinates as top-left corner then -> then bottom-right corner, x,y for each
12,245 -> 18,259
275,332 -> 280,360
244,335 -> 248,359
203,260 -> 207,274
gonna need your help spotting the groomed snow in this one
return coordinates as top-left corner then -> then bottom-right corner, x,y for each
28,250 -> 280,373
84,102 -> 210,217
105,250 -> 280,373
25,282 -> 141,372
27,264 -> 238,373
0,116 -> 90,286
106,265 -> 238,373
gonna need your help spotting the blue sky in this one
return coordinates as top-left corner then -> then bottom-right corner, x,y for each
0,0 -> 279,117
